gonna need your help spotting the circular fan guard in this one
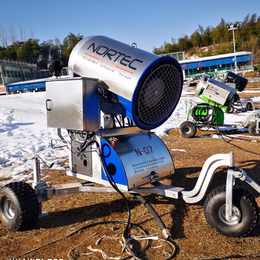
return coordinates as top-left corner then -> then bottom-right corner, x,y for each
137,64 -> 182,125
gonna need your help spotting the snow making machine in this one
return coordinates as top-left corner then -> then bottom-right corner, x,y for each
1,36 -> 260,245
180,72 -> 260,138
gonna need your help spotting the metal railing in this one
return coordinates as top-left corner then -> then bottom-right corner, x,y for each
0,59 -> 37,68
185,65 -> 253,79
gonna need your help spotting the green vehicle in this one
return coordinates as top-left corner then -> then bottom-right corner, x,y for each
180,72 -> 260,138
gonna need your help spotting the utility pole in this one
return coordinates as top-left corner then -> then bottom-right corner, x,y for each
227,23 -> 239,74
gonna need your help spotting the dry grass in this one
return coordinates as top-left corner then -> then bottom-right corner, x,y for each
0,82 -> 260,260
244,72 -> 260,78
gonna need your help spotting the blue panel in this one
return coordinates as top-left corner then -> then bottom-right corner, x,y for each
116,95 -> 134,121
6,81 -> 46,92
101,139 -> 128,186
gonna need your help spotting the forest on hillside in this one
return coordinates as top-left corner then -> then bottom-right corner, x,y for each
0,13 -> 259,69
153,14 -> 260,69
0,32 -> 83,69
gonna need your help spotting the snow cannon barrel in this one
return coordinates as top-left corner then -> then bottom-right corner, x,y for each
68,36 -> 183,130
195,73 -> 237,111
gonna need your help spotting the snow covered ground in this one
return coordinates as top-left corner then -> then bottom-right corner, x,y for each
0,92 -> 70,185
0,85 -> 259,185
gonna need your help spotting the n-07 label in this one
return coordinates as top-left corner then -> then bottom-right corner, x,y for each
134,146 -> 153,156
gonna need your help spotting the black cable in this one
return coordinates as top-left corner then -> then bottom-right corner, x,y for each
196,253 -> 260,260
192,103 -> 216,124
193,103 -> 260,156
11,221 -> 149,260
67,221 -> 150,260
80,139 -> 99,153
99,145 -> 176,259
209,105 -> 260,156
12,136 -> 176,259
116,115 -> 123,127
217,130 -> 260,156
100,144 -> 131,231
99,143 -> 136,257
133,193 -> 172,241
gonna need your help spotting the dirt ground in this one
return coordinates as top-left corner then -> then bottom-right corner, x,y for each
1,81 -> 260,260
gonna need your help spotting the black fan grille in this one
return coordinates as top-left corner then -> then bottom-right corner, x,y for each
137,64 -> 182,125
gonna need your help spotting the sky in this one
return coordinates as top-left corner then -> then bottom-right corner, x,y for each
0,0 -> 260,53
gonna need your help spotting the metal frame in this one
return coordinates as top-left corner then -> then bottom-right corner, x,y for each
231,97 -> 255,113
32,143 -> 260,223
181,152 -> 234,203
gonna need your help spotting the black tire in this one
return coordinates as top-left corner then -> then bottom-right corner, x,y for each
248,121 -> 260,136
204,185 -> 258,237
226,106 -> 234,113
179,121 -> 197,138
0,182 -> 39,231
245,102 -> 253,112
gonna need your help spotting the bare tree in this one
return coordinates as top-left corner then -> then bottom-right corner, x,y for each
30,29 -> 34,39
9,23 -> 17,44
0,25 -> 8,47
19,25 -> 26,42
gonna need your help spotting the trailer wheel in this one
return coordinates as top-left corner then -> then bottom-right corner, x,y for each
204,185 -> 258,237
179,121 -> 197,138
245,102 -> 253,112
0,182 -> 39,231
248,122 -> 260,136
226,106 -> 234,113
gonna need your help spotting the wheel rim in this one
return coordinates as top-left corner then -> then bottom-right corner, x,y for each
3,198 -> 15,219
184,126 -> 191,134
219,204 -> 241,225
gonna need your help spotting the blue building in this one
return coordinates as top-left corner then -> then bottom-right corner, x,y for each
0,59 -> 68,94
178,51 -> 252,79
